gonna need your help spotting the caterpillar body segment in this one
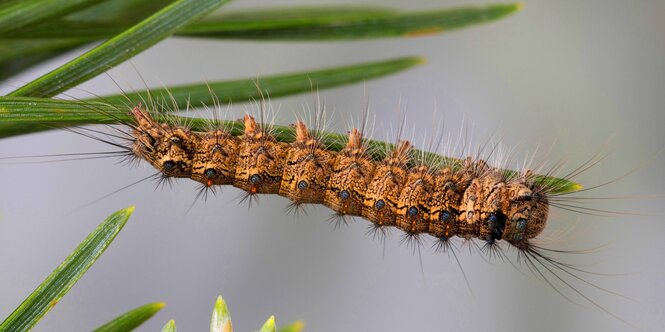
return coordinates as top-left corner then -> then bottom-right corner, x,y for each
395,165 -> 435,235
129,106 -> 547,249
234,114 -> 288,195
279,121 -> 336,205
427,167 -> 463,239
323,128 -> 376,217
361,140 -> 412,228
191,129 -> 239,187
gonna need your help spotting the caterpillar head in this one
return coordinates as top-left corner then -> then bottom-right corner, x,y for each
502,181 -> 550,249
130,105 -> 198,178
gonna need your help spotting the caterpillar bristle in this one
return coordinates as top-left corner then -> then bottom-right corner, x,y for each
365,223 -> 392,245
327,213 -> 353,230
194,182 -> 218,203
236,189 -> 260,210
284,201 -> 309,217
399,229 -> 426,251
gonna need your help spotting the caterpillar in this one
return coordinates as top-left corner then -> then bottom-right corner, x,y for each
1,89 -> 639,329
98,94 -> 647,326
126,104 -> 548,251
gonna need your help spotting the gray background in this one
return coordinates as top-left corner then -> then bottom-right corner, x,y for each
2,0 -> 665,331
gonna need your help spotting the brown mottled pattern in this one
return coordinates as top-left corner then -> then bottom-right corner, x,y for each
129,108 -> 549,248
131,106 -> 199,178
191,130 -> 239,187
427,168 -> 462,239
323,128 -> 376,216
233,115 -> 288,194
280,121 -> 336,204
395,165 -> 435,234
362,141 -> 411,227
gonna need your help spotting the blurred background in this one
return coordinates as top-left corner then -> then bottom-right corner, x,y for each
1,0 -> 664,331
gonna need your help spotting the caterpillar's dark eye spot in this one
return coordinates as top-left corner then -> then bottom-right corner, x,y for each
204,168 -> 217,179
163,160 -> 176,170
375,199 -> 385,210
250,174 -> 262,184
339,190 -> 350,200
212,144 -> 221,152
297,180 -> 308,190
170,136 -> 181,144
517,218 -> 528,231
440,211 -> 451,223
408,206 -> 418,217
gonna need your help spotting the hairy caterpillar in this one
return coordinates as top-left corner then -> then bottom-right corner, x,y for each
2,0 -> 663,329
0,66 -> 648,331
113,102 -> 554,251
0,90 -> 645,330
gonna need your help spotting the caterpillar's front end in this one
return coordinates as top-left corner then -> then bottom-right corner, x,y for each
130,105 -> 198,179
